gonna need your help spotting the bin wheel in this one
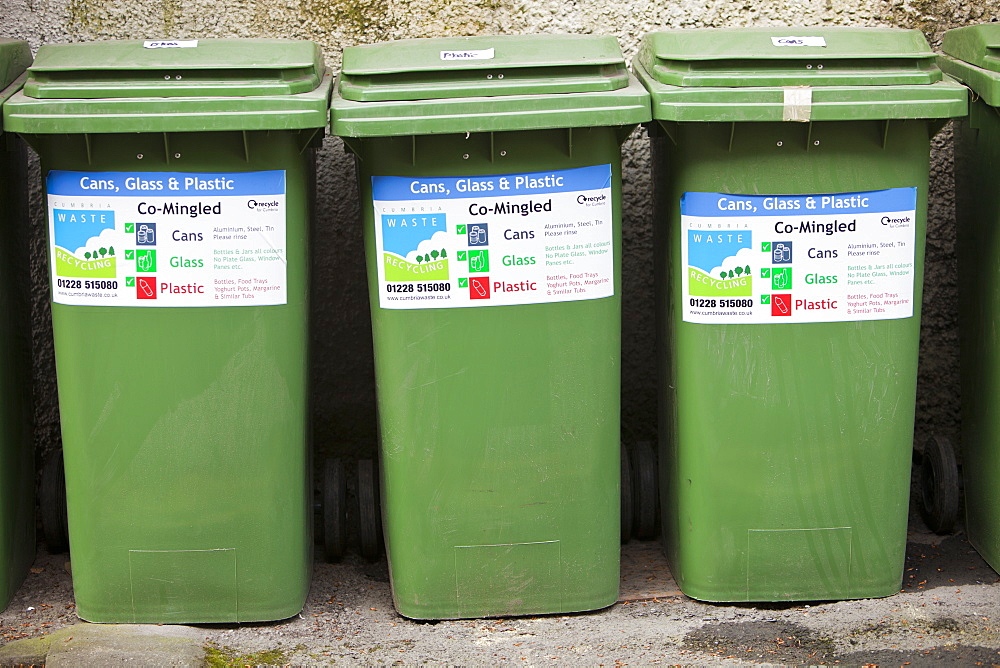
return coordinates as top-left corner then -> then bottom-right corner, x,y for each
919,434 -> 960,534
357,458 -> 382,561
40,450 -> 69,554
322,458 -> 347,562
632,440 -> 659,540
620,443 -> 634,544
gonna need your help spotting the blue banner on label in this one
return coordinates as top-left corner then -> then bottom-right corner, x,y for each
47,170 -> 286,197
681,188 -> 917,217
372,164 -> 613,201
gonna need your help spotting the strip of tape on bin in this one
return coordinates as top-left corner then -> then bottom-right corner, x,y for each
371,164 -> 615,309
680,188 -> 917,324
783,86 -> 812,122
46,170 -> 288,307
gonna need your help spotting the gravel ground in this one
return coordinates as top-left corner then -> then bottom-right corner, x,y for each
2,502 -> 1000,666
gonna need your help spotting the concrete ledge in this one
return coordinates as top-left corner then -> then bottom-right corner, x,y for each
0,622 -> 205,667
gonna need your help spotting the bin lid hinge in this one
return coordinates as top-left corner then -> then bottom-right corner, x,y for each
162,133 -> 172,163
566,127 -> 573,159
728,122 -> 736,153
805,122 -> 814,151
412,135 -> 418,166
83,134 -> 93,165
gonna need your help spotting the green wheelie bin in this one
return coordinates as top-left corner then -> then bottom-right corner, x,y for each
634,27 -> 967,602
330,34 -> 649,619
0,38 -> 35,614
3,39 -> 331,623
940,23 -> 1000,575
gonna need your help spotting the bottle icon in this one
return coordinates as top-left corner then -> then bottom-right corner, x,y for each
137,277 -> 156,299
470,277 -> 490,299
773,269 -> 789,290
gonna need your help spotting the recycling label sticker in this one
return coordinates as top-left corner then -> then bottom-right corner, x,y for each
371,164 -> 615,309
680,188 -> 918,324
46,170 -> 287,307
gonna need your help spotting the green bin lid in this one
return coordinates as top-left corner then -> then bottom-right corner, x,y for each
939,24 -> 1000,107
330,34 -> 650,137
0,39 -> 33,134
634,27 -> 967,122
3,39 -> 332,134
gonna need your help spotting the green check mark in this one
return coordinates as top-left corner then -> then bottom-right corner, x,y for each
761,295 -> 771,304
456,225 -> 467,234
125,223 -> 135,233
125,250 -> 135,260
762,242 -> 771,252
458,278 -> 469,288
125,277 -> 135,287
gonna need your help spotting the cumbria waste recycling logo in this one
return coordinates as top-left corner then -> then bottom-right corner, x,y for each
52,209 -> 118,278
381,212 -> 450,282
687,229 -> 753,297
